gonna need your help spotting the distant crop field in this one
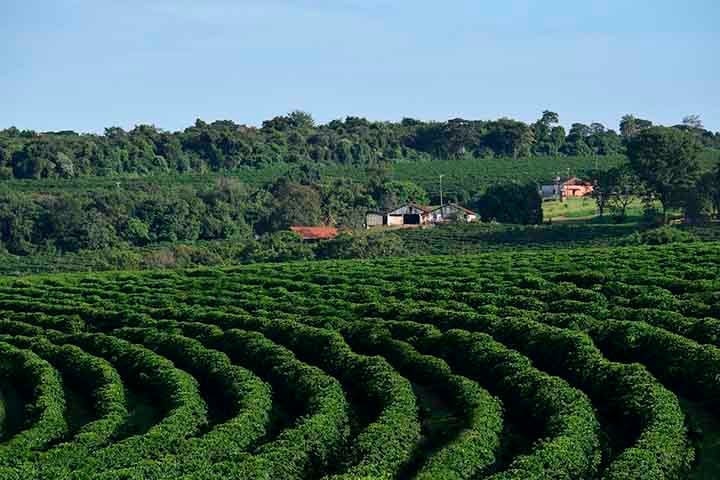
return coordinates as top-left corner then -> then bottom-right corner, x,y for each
2,149 -> 716,203
0,154 -> 626,198
325,154 -> 628,200
0,242 -> 718,478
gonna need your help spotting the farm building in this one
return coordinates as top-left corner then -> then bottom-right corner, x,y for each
386,203 -> 433,226
290,226 -> 338,241
366,202 -> 477,227
429,204 -> 478,223
365,212 -> 385,227
540,177 -> 594,200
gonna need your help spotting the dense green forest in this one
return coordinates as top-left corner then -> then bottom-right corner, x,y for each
2,111 -> 719,179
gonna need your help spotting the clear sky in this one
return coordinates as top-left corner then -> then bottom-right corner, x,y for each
2,0 -> 719,133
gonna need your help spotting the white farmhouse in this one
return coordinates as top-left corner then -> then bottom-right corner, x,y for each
386,203 -> 433,225
366,202 -> 478,228
429,204 -> 478,223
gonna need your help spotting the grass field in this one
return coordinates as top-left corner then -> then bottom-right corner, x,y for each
541,196 -> 662,222
0,242 -> 718,478
542,197 -> 599,220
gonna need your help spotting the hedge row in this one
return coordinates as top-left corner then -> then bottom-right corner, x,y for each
148,312 -> 421,480
467,316 -> 694,480
106,319 -> 347,480
112,327 -> 273,469
609,306 -> 720,348
0,335 -> 127,452
416,329 -> 601,480
589,319 -> 720,403
36,332 -> 208,476
0,341 -> 67,467
202,327 -> 349,480
0,320 -> 48,338
0,310 -> 84,333
369,306 -> 695,479
342,322 -> 503,480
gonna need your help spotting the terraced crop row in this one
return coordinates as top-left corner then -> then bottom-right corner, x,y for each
0,241 -> 718,479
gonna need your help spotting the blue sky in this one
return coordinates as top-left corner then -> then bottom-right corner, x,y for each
2,0 -> 719,133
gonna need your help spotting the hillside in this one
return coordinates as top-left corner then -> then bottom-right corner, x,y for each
0,242 -> 717,478
3,149 -> 719,199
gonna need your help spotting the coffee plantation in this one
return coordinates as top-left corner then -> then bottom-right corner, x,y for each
0,241 -> 718,479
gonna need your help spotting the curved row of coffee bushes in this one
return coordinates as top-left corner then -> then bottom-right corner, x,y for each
0,242 -> 717,478
0,341 -> 66,467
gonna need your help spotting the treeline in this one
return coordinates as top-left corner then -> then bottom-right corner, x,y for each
0,169 -> 431,256
2,111 -> 718,179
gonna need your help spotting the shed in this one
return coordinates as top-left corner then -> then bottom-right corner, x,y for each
365,212 -> 385,228
386,203 -> 432,225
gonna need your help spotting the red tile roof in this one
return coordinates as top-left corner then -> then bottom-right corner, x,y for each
290,226 -> 338,240
561,176 -> 592,186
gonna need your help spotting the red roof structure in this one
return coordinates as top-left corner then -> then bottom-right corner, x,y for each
290,226 -> 338,241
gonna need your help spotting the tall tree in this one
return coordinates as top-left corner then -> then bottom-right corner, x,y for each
685,172 -> 716,223
0,193 -> 39,254
549,126 -> 566,155
444,118 -> 480,158
682,115 -> 703,130
472,183 -> 542,224
589,168 -> 616,218
607,167 -> 641,222
620,115 -> 653,139
627,126 -> 701,221
268,180 -> 323,230
375,180 -> 429,210
531,111 -> 562,156
483,118 -> 534,159
562,123 -> 592,156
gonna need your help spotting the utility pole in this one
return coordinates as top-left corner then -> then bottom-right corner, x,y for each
439,174 -> 445,208
552,170 -> 563,202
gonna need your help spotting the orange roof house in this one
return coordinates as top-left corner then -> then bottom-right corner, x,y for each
561,177 -> 594,198
540,176 -> 594,200
290,226 -> 338,241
